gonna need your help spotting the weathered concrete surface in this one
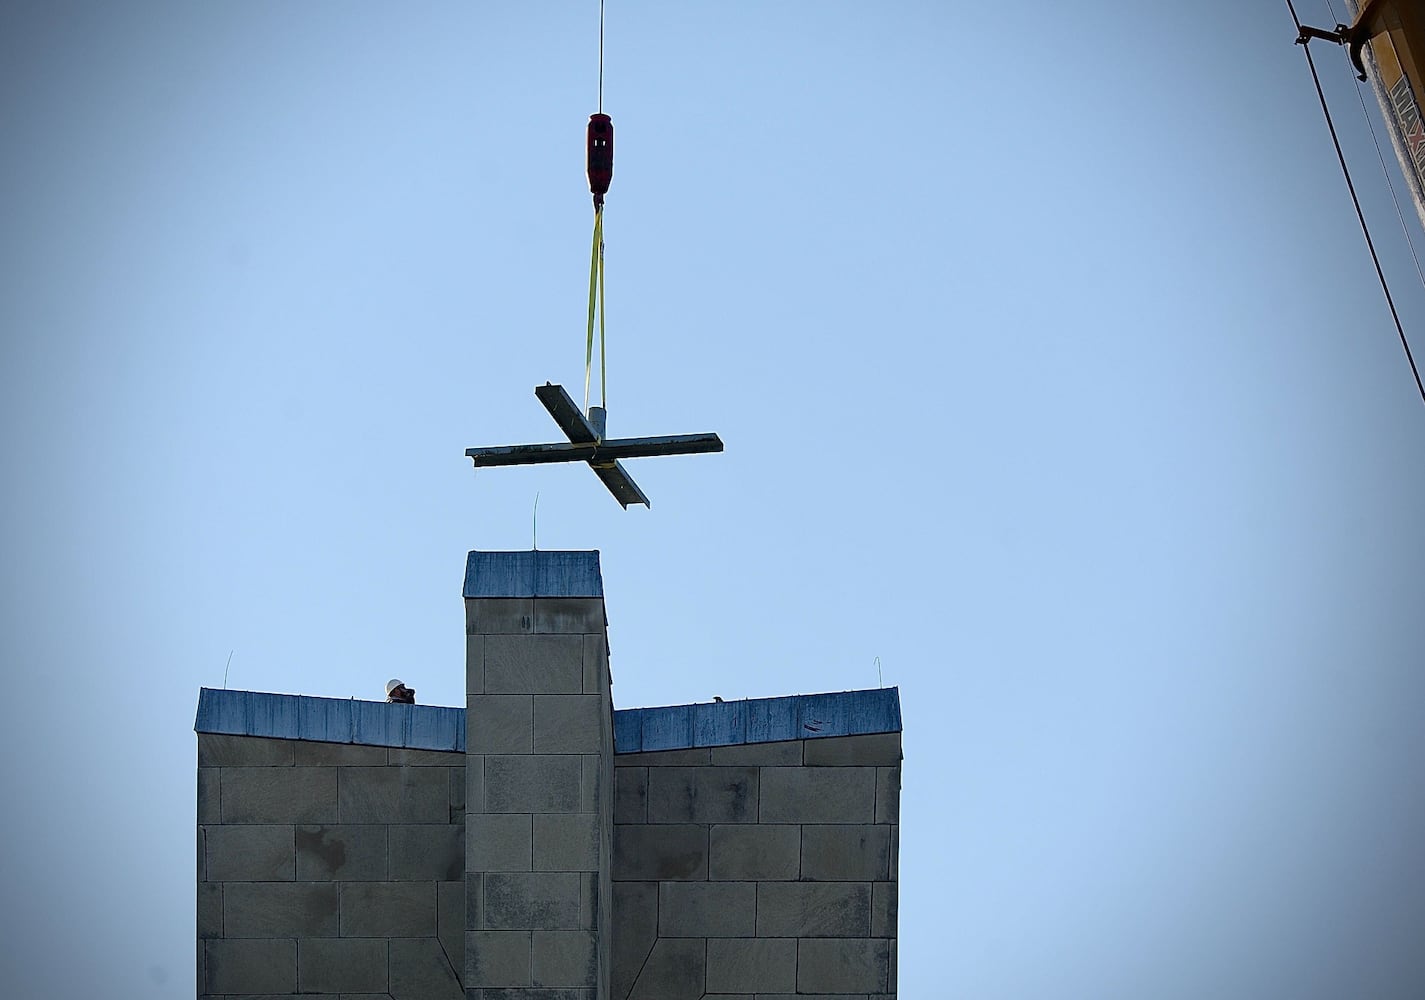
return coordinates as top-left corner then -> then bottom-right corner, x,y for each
796,938 -> 891,994
612,824 -> 708,881
757,882 -> 872,937
222,881 -> 338,938
657,881 -> 755,937
705,938 -> 797,994
204,824 -> 294,882
757,766 -> 877,824
708,824 -> 800,881
340,880 -> 438,937
485,634 -> 584,693
294,824 -> 389,881
298,937 -> 388,993
800,824 -> 891,881
204,938 -> 296,994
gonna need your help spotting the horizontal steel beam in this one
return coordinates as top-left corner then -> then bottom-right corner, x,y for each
465,432 -> 723,468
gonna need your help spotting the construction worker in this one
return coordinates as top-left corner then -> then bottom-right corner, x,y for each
385,678 -> 416,704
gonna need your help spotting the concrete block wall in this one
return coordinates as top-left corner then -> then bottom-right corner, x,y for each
196,734 -> 466,999
610,733 -> 902,1000
464,593 -> 615,1000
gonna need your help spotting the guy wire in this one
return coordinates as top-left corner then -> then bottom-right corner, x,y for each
1286,0 -> 1425,407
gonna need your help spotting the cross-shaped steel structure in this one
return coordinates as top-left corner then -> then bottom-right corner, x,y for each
465,383 -> 723,507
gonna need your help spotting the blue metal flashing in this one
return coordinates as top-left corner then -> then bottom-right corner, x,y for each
195,688 -> 465,752
463,550 -> 604,599
611,687 -> 902,754
195,685 -> 900,754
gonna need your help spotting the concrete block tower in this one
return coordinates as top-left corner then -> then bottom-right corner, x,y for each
194,547 -> 902,999
464,551 -> 614,998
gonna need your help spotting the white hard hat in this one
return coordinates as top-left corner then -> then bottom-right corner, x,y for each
386,678 -> 404,695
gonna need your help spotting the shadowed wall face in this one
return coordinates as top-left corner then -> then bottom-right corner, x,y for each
610,732 -> 902,1000
196,734 -> 466,998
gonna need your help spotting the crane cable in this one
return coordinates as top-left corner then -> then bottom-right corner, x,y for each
1285,0 -> 1425,408
584,0 -> 609,420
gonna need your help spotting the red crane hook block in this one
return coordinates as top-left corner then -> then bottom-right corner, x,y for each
587,113 -> 613,208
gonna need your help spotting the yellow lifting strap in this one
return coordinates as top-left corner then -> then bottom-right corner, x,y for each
583,206 -> 607,422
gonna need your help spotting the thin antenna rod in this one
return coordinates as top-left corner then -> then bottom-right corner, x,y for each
533,491 -> 540,550
598,0 -> 606,113
223,650 -> 233,690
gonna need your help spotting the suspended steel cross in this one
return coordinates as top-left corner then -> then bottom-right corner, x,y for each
465,383 -> 723,508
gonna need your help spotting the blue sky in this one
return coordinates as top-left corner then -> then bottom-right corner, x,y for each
4,1 -> 1425,997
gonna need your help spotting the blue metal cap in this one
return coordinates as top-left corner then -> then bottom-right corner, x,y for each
463,550 -> 604,599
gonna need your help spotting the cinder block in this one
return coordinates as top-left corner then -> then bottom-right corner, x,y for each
482,872 -> 581,930
390,747 -> 466,766
468,695 -> 535,754
758,766 -> 876,824
581,633 -> 607,694
438,879 -> 465,983
613,766 -> 647,823
627,937 -> 706,1000
485,634 -> 584,693
468,813 -> 532,872
468,633 -> 485,694
221,765 -> 337,823
803,732 -> 902,766
658,880 -> 755,937
796,938 -> 889,994
391,936 -> 464,1000
801,824 -> 890,881
296,825 -> 388,880
889,824 -> 899,881
708,823 -> 800,881
875,765 -> 900,824
533,597 -> 605,634
198,767 -> 219,823
872,881 -> 898,937
391,823 -> 464,881
204,824 -> 294,881
295,740 -> 389,766
612,823 -> 707,881
197,881 -> 222,939
534,695 -> 605,753
647,766 -> 758,823
466,597 -> 533,635
614,747 -> 710,766
298,937 -> 388,993
709,739 -> 803,765
531,930 -> 596,987
340,881 -> 437,937
705,938 -> 795,994
223,881 -> 337,938
205,938 -> 296,994
467,929 -> 531,988
533,813 -> 599,871
610,881 -> 657,1000
338,765 -> 451,823
757,881 -> 871,937
198,733 -> 294,766
484,755 -> 581,814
